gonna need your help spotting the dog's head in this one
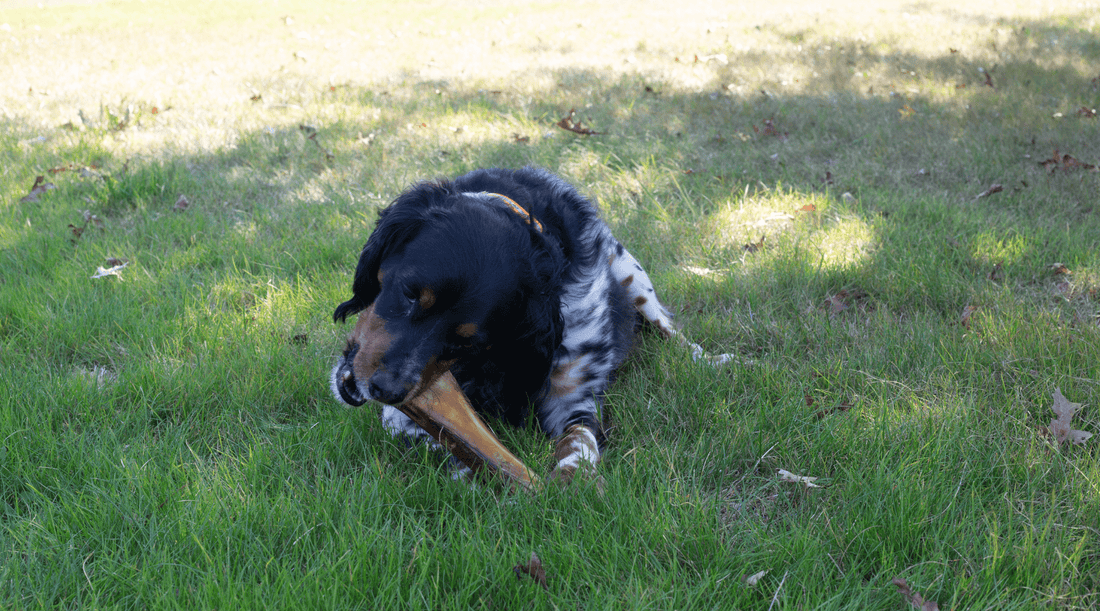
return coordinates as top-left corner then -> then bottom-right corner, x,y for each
331,183 -> 563,408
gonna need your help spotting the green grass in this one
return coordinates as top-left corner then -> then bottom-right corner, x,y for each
1,0 -> 1099,608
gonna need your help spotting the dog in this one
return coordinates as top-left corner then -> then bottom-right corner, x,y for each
331,167 -> 731,483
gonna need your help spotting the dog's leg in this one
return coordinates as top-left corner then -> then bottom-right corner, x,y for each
537,261 -> 626,483
607,240 -> 739,366
549,424 -> 602,490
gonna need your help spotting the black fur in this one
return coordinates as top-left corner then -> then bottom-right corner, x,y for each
332,167 -> 667,452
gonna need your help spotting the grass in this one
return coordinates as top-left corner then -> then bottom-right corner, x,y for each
1,0 -> 1098,608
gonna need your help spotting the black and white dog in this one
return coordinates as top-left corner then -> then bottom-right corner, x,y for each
331,167 -> 730,482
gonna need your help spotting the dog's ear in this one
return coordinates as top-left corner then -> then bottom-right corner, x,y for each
334,181 -> 455,322
333,205 -> 428,322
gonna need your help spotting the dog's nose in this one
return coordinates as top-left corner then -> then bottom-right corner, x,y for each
368,373 -> 409,405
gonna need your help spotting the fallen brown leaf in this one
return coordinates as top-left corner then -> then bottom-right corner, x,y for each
743,235 -> 766,253
1049,262 -> 1071,276
1039,149 -> 1097,173
68,224 -> 85,242
1047,388 -> 1093,446
825,294 -> 848,314
813,402 -> 853,420
974,183 -> 1003,200
47,163 -> 80,175
556,109 -> 605,135
513,551 -> 548,589
173,194 -> 190,211
893,578 -> 940,611
758,117 -> 788,140
960,305 -> 979,328
19,175 -> 56,203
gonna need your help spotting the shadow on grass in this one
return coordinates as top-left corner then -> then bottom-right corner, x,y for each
1,11 -> 1097,438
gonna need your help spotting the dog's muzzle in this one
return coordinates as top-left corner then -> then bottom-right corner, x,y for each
333,344 -> 368,407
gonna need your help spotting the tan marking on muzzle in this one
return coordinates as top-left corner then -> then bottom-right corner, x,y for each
349,303 -> 452,405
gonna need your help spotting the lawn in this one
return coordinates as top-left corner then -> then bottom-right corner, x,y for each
1,0 -> 1098,608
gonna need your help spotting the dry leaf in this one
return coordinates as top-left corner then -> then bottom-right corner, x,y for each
799,204 -> 817,213
893,578 -> 940,611
512,133 -> 530,143
298,125 -> 335,160
743,570 -> 768,586
758,118 -> 788,140
981,69 -> 994,88
974,183 -> 1003,200
19,175 -> 57,203
68,210 -> 104,244
82,210 -> 103,229
1049,263 -> 1071,276
513,551 -> 548,589
91,261 -> 129,280
778,469 -> 820,488
1047,388 -> 1093,446
960,305 -> 979,328
47,163 -> 79,174
743,235 -> 766,253
1076,106 -> 1097,118
556,109 -> 605,135
1039,149 -> 1097,173
825,294 -> 848,314
173,194 -> 190,211
813,402 -> 853,420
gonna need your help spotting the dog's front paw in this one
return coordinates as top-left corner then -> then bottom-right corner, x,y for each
549,424 -> 604,491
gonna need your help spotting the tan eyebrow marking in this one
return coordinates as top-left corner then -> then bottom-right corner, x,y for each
455,323 -> 478,338
419,287 -> 436,310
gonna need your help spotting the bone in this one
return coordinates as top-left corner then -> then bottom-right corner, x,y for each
396,371 -> 541,490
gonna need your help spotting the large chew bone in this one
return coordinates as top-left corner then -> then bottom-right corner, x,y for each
395,371 -> 541,490
350,304 -> 539,490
